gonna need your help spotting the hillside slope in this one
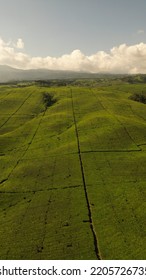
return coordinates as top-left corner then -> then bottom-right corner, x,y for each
0,81 -> 146,259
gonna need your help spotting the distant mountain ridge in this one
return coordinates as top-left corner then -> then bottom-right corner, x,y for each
0,65 -> 114,82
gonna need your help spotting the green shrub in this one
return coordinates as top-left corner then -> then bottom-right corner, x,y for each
43,92 -> 56,109
129,93 -> 146,104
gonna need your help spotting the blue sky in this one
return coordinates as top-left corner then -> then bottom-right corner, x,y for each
0,0 -> 146,72
0,0 -> 146,56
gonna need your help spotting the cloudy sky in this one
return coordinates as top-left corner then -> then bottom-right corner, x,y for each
0,0 -> 146,73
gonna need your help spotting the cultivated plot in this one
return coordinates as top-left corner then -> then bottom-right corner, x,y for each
0,82 -> 146,259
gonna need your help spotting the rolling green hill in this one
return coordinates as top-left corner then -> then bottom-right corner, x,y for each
0,80 -> 146,259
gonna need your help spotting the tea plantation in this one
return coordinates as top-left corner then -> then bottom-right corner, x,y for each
0,80 -> 146,259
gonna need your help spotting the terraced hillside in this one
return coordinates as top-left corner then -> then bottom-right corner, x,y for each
0,81 -> 146,259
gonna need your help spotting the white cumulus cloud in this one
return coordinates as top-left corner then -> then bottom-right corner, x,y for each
0,37 -> 146,73
15,38 -> 24,49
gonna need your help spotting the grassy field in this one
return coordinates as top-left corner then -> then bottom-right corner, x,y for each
0,80 -> 146,259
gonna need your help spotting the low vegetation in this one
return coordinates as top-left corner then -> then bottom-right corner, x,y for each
0,77 -> 145,260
